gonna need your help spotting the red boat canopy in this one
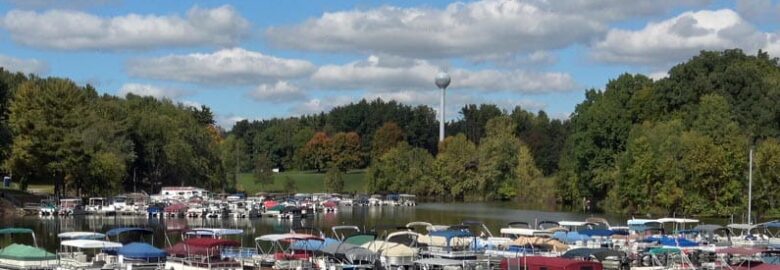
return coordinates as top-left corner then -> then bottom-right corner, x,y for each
166,239 -> 240,257
501,256 -> 604,270
322,201 -> 337,208
264,200 -> 279,208
164,203 -> 188,212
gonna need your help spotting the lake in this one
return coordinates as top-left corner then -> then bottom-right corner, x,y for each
0,202 -> 736,252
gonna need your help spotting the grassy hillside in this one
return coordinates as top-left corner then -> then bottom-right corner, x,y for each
236,170 -> 366,194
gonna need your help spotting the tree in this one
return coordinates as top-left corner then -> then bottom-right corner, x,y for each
220,134 -> 250,191
477,116 -> 521,200
324,166 -> 345,193
253,153 -> 274,190
755,138 -> 780,219
371,122 -> 404,160
366,142 -> 436,195
297,132 -> 331,172
434,134 -> 478,199
329,132 -> 362,172
515,143 -> 543,200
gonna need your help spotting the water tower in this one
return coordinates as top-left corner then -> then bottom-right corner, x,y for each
435,71 -> 451,142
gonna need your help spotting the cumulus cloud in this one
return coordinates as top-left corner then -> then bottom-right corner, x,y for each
591,9 -> 778,67
539,0 -> 711,21
311,55 -> 577,93
266,0 -> 606,59
127,48 -> 316,85
248,81 -> 307,103
2,0 -> 119,9
291,96 -> 355,115
0,54 -> 48,74
1,5 -> 249,50
117,83 -> 188,99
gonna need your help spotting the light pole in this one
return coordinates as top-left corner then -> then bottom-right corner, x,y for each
435,71 -> 451,142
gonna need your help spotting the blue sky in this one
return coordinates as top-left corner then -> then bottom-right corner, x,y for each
0,0 -> 778,128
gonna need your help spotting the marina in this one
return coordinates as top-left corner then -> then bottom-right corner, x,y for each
0,196 -> 778,270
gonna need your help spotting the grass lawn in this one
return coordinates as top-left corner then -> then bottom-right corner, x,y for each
236,170 -> 366,194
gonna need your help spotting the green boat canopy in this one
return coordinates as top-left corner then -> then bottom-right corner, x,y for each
0,228 -> 33,235
0,244 -> 56,261
649,247 -> 682,255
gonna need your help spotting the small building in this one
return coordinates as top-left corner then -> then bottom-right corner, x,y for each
159,186 -> 209,201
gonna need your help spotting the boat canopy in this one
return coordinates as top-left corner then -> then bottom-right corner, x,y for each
552,231 -> 591,243
290,238 -> 339,251
627,219 -> 659,225
512,236 -> 568,251
728,224 -> 759,231
182,238 -> 239,248
562,248 -> 625,261
255,233 -> 320,242
645,236 -> 698,247
385,231 -> 419,247
60,240 -> 122,249
344,233 -> 377,246
657,218 -> 699,223
0,244 -> 56,261
320,242 -> 376,262
186,228 -> 243,236
428,230 -> 472,241
362,240 -> 415,257
763,221 -> 780,228
507,221 -> 532,228
559,221 -> 591,227
58,232 -> 106,240
578,229 -> 628,237
106,227 -> 153,237
117,242 -> 167,259
0,228 -> 33,235
500,228 -> 538,236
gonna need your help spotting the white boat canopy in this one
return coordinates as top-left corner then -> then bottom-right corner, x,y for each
657,218 -> 699,223
60,240 -> 122,249
255,233 -> 320,242
727,224 -> 759,230
627,219 -> 660,225
558,221 -> 590,227
500,228 -> 539,236
58,232 -> 106,240
186,228 -> 243,236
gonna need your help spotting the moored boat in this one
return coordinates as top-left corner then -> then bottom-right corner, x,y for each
0,228 -> 57,270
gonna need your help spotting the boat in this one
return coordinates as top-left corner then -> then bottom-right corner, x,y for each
317,237 -> 378,270
57,198 -> 86,216
158,186 -> 210,202
58,232 -> 107,240
362,231 -> 418,269
38,199 -> 58,217
56,239 -> 123,270
417,228 -> 478,260
399,194 -> 416,206
164,203 -> 188,218
105,227 -> 167,270
165,238 -> 242,270
252,233 -> 321,269
0,228 -> 57,270
85,197 -> 116,216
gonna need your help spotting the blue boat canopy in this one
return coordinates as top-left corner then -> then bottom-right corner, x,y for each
428,230 -> 473,240
644,236 -> 698,247
764,221 -> 780,228
106,228 -> 153,237
0,228 -> 33,235
552,231 -> 591,243
578,229 -> 627,237
290,238 -> 339,251
117,242 -> 166,259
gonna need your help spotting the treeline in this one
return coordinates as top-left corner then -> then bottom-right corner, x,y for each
0,71 -> 225,196
557,49 -> 780,217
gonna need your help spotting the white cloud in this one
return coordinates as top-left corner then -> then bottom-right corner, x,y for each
539,0 -> 711,21
127,48 -> 316,85
117,83 -> 187,99
0,54 -> 48,74
248,81 -> 307,103
311,55 -> 577,93
266,0 -> 606,59
1,5 -> 248,50
291,96 -> 354,115
216,114 -> 246,129
592,9 -> 773,67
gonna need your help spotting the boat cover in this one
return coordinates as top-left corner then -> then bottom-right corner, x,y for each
117,242 -> 166,259
0,228 -> 33,235
344,234 -> 376,246
290,238 -> 339,251
0,244 -> 56,261
362,240 -> 415,257
418,230 -> 473,247
512,236 -> 568,251
644,236 -> 698,247
320,242 -> 376,262
58,232 -> 106,240
61,240 -> 123,249
552,231 -> 591,243
562,248 -> 624,261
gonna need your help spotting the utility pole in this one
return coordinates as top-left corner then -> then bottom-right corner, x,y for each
748,147 -> 753,224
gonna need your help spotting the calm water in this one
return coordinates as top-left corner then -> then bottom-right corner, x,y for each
0,202 -> 734,252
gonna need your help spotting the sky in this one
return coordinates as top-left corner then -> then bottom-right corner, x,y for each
1,0 -> 779,129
